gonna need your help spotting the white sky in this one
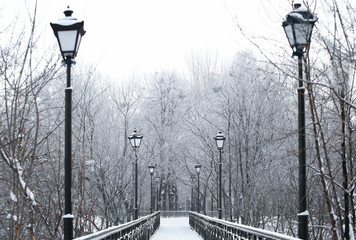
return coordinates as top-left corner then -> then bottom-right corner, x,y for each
1,0 -> 293,80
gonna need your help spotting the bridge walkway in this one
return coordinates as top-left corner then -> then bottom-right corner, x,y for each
151,217 -> 201,240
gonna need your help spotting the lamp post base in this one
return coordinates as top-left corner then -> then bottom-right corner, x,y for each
63,214 -> 74,240
298,214 -> 308,239
134,208 -> 138,220
218,209 -> 222,219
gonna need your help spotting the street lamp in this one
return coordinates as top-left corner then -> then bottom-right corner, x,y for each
282,3 -> 317,240
50,6 -> 86,62
214,131 -> 225,219
155,176 -> 160,211
282,2 -> 317,57
50,6 -> 85,240
148,165 -> 155,214
195,164 -> 201,213
128,129 -> 143,220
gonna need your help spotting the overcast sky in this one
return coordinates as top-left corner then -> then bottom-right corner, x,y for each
1,0 -> 294,80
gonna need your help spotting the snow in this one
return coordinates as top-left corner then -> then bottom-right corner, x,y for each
297,210 -> 309,216
1,149 -> 37,206
10,191 -> 17,202
1,148 -> 11,166
6,214 -> 17,222
293,6 -> 308,13
349,224 -> 355,240
17,162 -> 37,206
151,217 -> 201,240
51,7 -> 83,26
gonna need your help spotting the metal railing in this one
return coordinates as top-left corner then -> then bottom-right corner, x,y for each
74,211 -> 160,240
189,212 -> 300,240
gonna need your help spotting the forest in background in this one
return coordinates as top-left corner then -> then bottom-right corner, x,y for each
0,0 -> 356,239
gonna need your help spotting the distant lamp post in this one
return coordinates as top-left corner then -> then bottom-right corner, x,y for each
148,165 -> 155,214
195,164 -> 202,213
155,176 -> 160,211
282,3 -> 317,240
214,131 -> 226,219
50,6 -> 85,240
128,129 -> 143,220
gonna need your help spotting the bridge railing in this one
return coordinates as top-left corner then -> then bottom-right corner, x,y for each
74,211 -> 160,240
189,212 -> 300,240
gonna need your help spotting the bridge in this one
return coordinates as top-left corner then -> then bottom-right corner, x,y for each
74,211 -> 300,240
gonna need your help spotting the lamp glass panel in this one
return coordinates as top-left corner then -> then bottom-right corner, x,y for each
129,138 -> 136,148
75,33 -> 82,56
216,139 -> 224,149
57,30 -> 77,52
135,138 -> 142,147
283,24 -> 295,46
294,23 -> 311,45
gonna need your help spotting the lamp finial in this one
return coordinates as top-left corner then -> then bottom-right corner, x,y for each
64,6 -> 73,17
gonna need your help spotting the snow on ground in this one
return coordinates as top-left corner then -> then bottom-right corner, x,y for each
151,217 -> 201,240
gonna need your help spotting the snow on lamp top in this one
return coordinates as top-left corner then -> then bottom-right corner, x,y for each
149,165 -> 155,174
128,129 -> 143,149
195,164 -> 202,174
50,6 -> 86,59
282,3 -> 317,56
214,131 -> 226,150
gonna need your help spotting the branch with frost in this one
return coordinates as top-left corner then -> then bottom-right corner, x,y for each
305,79 -> 356,110
0,147 -> 37,206
309,164 -> 344,190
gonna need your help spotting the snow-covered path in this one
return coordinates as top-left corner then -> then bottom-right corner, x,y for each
151,217 -> 201,240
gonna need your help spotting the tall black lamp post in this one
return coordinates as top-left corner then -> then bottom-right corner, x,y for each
282,3 -> 317,240
195,164 -> 201,213
148,165 -> 155,214
190,176 -> 194,211
214,131 -> 226,219
155,176 -> 160,211
128,129 -> 143,220
50,6 -> 85,240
